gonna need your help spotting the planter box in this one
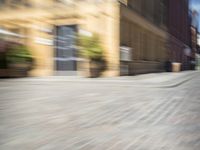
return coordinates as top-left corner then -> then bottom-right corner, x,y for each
8,63 -> 30,77
0,69 -> 9,77
172,62 -> 181,72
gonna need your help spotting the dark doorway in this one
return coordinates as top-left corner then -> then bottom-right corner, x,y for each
55,25 -> 77,72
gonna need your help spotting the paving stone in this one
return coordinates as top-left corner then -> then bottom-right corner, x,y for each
0,72 -> 200,150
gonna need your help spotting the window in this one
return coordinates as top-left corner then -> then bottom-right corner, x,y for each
143,0 -> 154,22
9,0 -> 32,8
128,0 -> 142,13
159,0 -> 167,26
0,0 -> 6,7
10,0 -> 23,5
153,0 -> 167,27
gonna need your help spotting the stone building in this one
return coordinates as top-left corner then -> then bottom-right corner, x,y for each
0,0 -> 191,76
120,0 -> 168,75
167,0 -> 191,70
0,0 -> 120,76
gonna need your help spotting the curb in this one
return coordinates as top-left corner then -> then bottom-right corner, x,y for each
152,72 -> 198,88
0,71 -> 199,88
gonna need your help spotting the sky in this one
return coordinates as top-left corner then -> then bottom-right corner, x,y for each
190,0 -> 200,30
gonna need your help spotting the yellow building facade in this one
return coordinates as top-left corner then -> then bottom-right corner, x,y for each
0,0 -> 120,77
0,0 -> 168,76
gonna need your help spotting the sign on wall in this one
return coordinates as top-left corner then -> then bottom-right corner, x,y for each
35,37 -> 53,46
184,47 -> 191,57
120,46 -> 132,61
79,29 -> 93,37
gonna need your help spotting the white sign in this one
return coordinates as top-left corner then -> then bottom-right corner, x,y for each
0,29 -> 24,37
120,46 -> 132,61
32,25 -> 52,33
79,29 -> 93,37
184,47 -> 191,56
35,37 -> 53,46
198,34 -> 200,45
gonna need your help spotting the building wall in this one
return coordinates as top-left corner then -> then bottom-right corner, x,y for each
167,0 -> 191,70
127,0 -> 167,30
0,0 -> 120,76
168,0 -> 190,45
1,0 -> 191,76
120,2 -> 168,75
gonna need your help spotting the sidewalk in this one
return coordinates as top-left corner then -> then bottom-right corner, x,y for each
127,71 -> 199,87
97,71 -> 199,87
1,71 -> 199,88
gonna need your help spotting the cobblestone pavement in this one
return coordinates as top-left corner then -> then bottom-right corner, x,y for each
1,72 -> 200,150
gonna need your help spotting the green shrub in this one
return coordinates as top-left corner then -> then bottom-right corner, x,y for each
0,53 -> 7,68
6,44 -> 33,65
78,34 -> 104,61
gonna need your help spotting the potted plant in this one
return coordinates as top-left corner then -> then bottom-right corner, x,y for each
0,40 -> 9,77
6,43 -> 34,77
78,34 -> 106,77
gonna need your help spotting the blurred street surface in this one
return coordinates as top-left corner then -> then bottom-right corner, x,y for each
1,71 -> 200,150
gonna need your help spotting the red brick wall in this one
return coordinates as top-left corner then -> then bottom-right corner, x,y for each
168,0 -> 190,45
167,0 -> 191,70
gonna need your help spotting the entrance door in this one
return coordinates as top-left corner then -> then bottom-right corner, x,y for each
55,25 -> 77,73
